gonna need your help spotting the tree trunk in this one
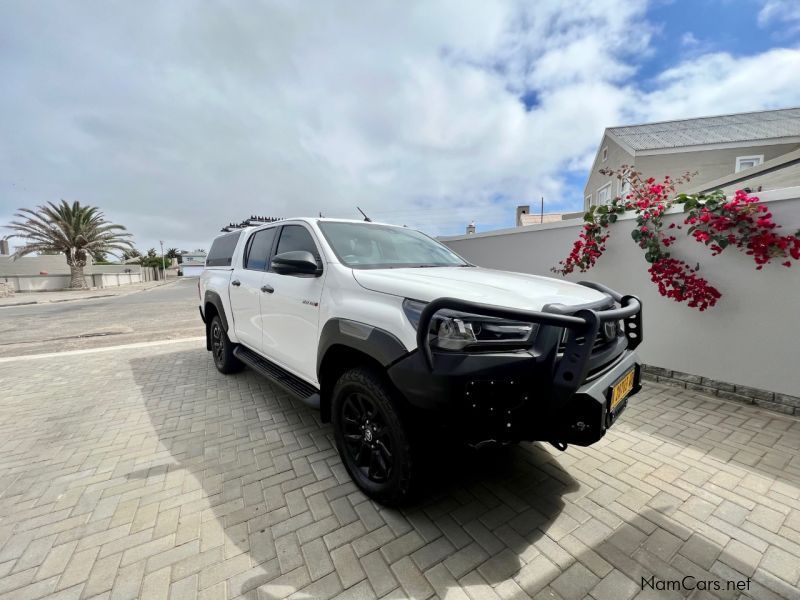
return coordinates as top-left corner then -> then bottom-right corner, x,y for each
66,248 -> 89,289
68,263 -> 88,289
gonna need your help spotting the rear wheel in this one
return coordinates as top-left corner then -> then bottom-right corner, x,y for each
332,367 -> 416,505
210,315 -> 243,374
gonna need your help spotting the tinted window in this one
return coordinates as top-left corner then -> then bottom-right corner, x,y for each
244,227 -> 277,271
206,231 -> 242,267
317,222 -> 467,269
275,225 -> 319,258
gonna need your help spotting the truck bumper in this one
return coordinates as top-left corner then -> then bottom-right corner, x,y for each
387,348 -> 641,447
387,281 -> 644,447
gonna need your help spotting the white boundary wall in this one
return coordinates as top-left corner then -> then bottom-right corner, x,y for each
441,188 -> 800,397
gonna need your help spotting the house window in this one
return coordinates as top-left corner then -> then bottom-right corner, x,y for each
735,155 -> 763,172
601,146 -> 608,162
596,183 -> 612,205
619,178 -> 631,199
585,194 -> 592,207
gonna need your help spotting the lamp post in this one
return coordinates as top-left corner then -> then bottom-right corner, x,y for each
159,240 -> 166,280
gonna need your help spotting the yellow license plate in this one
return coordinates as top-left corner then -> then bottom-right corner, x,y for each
610,368 -> 635,410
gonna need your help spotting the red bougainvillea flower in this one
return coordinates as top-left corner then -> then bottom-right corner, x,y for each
684,189 -> 800,268
648,257 -> 721,311
553,168 -> 798,311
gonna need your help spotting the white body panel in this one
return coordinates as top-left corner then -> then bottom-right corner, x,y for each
351,267 -> 607,310
200,218 -> 617,388
229,269 -> 267,350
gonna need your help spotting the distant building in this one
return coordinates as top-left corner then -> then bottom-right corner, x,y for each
516,205 -> 566,227
584,107 -> 800,210
180,251 -> 207,277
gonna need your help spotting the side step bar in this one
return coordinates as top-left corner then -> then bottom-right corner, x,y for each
233,346 -> 320,410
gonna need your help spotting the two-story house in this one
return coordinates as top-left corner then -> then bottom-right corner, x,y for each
584,107 -> 800,210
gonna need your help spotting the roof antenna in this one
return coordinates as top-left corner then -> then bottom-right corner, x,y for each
356,207 -> 372,222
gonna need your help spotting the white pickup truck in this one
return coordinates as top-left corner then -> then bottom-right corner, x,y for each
199,218 -> 643,504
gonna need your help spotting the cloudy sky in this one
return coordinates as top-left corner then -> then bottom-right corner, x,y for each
2,0 -> 800,253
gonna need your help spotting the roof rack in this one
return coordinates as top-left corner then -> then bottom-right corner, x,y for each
221,216 -> 284,232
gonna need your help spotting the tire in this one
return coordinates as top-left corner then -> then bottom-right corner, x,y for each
209,315 -> 243,374
332,367 -> 416,505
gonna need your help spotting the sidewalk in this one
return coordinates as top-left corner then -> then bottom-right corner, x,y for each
0,278 -> 178,307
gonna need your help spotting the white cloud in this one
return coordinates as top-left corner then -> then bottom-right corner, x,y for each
639,49 -> 800,121
758,0 -> 800,32
1,0 -> 799,249
681,32 -> 700,47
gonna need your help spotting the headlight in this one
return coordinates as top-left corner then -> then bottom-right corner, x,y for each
403,299 -> 538,351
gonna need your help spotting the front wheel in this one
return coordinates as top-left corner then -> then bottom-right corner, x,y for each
209,315 -> 243,374
332,367 -> 416,505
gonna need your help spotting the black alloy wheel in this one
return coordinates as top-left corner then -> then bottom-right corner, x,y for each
341,392 -> 394,483
332,367 -> 415,505
211,320 -> 224,365
209,315 -> 243,374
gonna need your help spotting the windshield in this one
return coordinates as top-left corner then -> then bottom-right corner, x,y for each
318,222 -> 469,269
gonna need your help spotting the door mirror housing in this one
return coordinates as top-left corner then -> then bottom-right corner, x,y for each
272,251 -> 321,276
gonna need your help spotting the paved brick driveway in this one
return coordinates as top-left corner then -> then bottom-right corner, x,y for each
0,340 -> 799,600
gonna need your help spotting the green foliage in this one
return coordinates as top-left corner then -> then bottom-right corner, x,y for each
139,256 -> 167,269
5,200 -> 134,263
122,248 -> 142,261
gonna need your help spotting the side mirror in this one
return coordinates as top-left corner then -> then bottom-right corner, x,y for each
272,251 -> 321,276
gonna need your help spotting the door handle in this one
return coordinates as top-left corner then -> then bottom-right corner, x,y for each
261,284 -> 274,294
231,280 -> 241,287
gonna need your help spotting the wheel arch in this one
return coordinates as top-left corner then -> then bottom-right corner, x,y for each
204,291 -> 229,352
317,319 -> 410,423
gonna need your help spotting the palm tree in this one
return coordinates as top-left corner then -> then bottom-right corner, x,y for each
122,248 -> 142,261
165,247 -> 181,264
6,200 -> 134,289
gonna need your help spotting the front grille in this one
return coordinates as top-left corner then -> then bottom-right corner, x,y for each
557,330 -> 615,354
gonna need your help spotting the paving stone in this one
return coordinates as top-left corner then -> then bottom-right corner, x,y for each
423,563 -> 470,600
643,528 -> 682,561
713,500 -> 750,526
759,545 -> 800,584
360,550 -> 398,597
289,571 -> 343,600
549,562 -> 599,600
589,569 -> 638,600
390,556 -> 434,599
410,536 -> 456,572
83,552 -> 123,598
301,538 -> 335,581
331,544 -> 366,588
748,505 -> 786,533
380,530 -> 425,565
678,533 -> 721,570
720,539 -> 762,577
514,554 -> 561,597
35,540 -> 78,581
110,559 -> 147,600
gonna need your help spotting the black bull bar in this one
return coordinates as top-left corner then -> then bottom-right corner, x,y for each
416,281 -> 643,402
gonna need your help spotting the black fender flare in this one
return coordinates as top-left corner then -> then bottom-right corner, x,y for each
316,319 -> 410,422
203,291 -> 230,351
317,319 -> 408,376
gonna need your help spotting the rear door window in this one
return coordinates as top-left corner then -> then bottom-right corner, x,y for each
206,231 -> 242,267
244,227 -> 278,271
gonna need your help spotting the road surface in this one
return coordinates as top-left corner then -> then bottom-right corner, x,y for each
0,278 -> 204,357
